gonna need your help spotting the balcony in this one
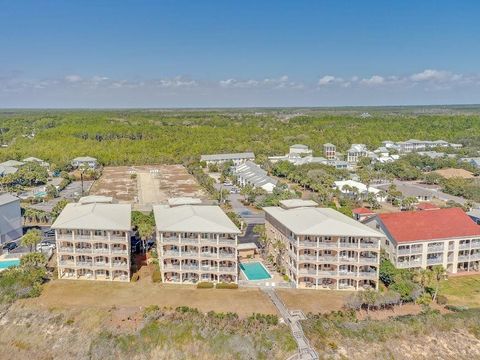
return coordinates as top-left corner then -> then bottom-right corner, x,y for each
75,248 -> 93,254
471,242 -> 480,249
200,252 -> 218,258
317,242 -> 338,249
458,255 -> 469,262
112,262 -> 128,268
360,242 -> 378,249
162,236 -> 180,244
163,264 -> 180,270
339,257 -> 357,263
182,265 -> 199,271
298,268 -> 316,275
427,245 -> 444,253
59,260 -> 75,266
164,250 -> 180,257
339,242 -> 358,249
299,254 -> 317,261
76,261 -> 93,267
427,257 -> 443,265
219,252 -> 235,259
110,235 -> 127,242
59,247 -> 74,253
200,265 -> 218,271
298,241 -> 317,248
318,270 -> 337,276
459,243 -> 471,250
317,255 -> 338,262
180,238 -> 198,245
75,235 -> 92,241
218,238 -> 236,245
219,266 -> 237,273
470,253 -> 480,260
358,271 -> 377,279
359,257 -> 378,264
182,251 -> 200,257
92,248 -> 110,254
111,249 -> 128,254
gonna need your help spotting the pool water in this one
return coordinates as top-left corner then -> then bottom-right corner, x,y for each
240,262 -> 272,281
0,259 -> 20,269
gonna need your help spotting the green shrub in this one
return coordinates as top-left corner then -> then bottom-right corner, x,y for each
197,282 -> 214,289
445,304 -> 469,312
151,269 -> 161,283
215,282 -> 238,289
436,294 -> 448,305
143,305 -> 160,319
131,272 -> 140,282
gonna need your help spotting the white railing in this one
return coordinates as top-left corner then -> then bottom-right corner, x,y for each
359,257 -> 378,264
182,265 -> 199,271
358,271 -> 377,278
59,247 -> 74,252
180,238 -> 198,245
317,242 -> 338,249
164,251 -> 180,257
298,268 -> 316,275
299,254 -> 317,261
339,242 -> 358,249
219,252 -> 235,258
298,241 -> 317,248
200,252 -> 217,258
339,257 -> 357,262
163,264 -> 180,270
219,266 -> 236,273
427,245 -> 444,253
75,248 -> 93,254
427,257 -> 443,265
318,270 -> 337,276
317,255 -> 338,262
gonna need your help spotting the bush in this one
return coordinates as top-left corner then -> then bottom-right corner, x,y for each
143,305 -> 160,319
131,272 -> 140,282
0,267 -> 46,304
436,294 -> 448,305
197,282 -> 214,289
215,282 -> 238,289
437,295 -> 448,305
445,304 -> 469,312
151,269 -> 161,283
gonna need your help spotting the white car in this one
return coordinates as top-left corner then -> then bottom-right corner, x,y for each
36,242 -> 56,251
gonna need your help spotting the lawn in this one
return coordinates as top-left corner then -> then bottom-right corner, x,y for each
26,280 -> 277,317
440,274 -> 480,307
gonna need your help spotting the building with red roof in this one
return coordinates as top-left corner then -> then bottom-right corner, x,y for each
352,207 -> 376,221
363,207 -> 480,274
415,202 -> 440,211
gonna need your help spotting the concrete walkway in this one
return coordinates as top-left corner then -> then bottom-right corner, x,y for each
262,288 -> 318,360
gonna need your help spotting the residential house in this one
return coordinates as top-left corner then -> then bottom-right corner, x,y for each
71,156 -> 98,169
377,182 -> 433,202
154,200 -> 240,284
52,197 -> 131,281
0,160 -> 25,168
0,193 -> 22,243
22,157 -> 50,168
352,208 -> 377,221
347,144 -> 368,163
363,208 -> 480,273
234,161 -> 277,193
200,152 -> 255,166
334,180 -> 386,202
323,143 -> 336,160
264,200 -> 384,290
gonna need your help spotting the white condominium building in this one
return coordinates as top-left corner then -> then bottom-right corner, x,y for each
154,200 -> 240,284
200,152 -> 255,165
263,200 -> 384,291
363,207 -> 480,273
52,197 -> 131,282
0,193 -> 22,243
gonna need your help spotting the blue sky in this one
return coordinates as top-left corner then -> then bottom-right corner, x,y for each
1,0 -> 480,107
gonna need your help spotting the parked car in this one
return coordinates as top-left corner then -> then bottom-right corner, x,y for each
2,242 -> 17,251
43,229 -> 55,239
36,241 -> 56,251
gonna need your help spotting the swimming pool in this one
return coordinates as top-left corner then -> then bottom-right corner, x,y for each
0,259 -> 20,270
240,262 -> 272,281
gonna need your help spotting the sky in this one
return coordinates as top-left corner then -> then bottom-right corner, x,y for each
1,0 -> 480,108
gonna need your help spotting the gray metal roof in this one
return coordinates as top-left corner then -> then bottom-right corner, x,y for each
234,161 -> 277,188
0,165 -> 18,175
263,206 -> 384,237
200,152 -> 255,161
290,144 -> 309,149
153,204 -> 241,234
0,193 -> 19,206
51,202 -> 131,231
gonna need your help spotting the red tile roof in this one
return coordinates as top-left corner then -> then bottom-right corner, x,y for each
416,202 -> 439,211
378,207 -> 480,243
353,207 -> 376,215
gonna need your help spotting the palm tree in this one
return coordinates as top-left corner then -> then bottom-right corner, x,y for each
137,221 -> 154,253
414,268 -> 433,293
21,229 -> 42,252
20,252 -> 47,268
432,265 -> 446,301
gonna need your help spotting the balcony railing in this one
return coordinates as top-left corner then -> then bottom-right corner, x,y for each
299,254 -> 317,261
112,262 -> 128,267
317,242 -> 338,249
298,241 -> 317,248
427,245 -> 444,253
182,265 -> 199,271
359,257 -> 378,264
219,266 -> 236,273
471,242 -> 480,249
318,270 -> 337,276
163,264 -> 180,270
339,257 -> 357,262
111,249 -> 128,254
317,255 -> 338,262
219,252 -> 235,259
458,255 -> 469,261
200,252 -> 217,258
360,242 -> 378,249
92,248 -> 110,254
59,247 -> 74,252
427,257 -> 443,265
180,238 -> 198,245
75,248 -> 93,254
339,242 -> 358,249
459,243 -> 471,250
358,271 -> 377,279
162,236 -> 180,243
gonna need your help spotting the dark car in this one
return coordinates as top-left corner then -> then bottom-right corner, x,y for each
2,242 -> 17,251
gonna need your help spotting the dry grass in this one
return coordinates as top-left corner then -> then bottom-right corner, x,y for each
432,168 -> 475,179
276,288 -> 351,313
24,280 -> 276,317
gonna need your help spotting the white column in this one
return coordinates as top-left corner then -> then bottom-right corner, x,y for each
421,243 -> 428,269
452,239 -> 460,274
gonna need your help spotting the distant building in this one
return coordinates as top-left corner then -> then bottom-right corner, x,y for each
363,208 -> 480,274
347,144 -> 368,163
323,143 -> 336,160
154,201 -> 240,284
0,194 -> 22,243
377,183 -> 433,202
352,207 -> 377,222
234,161 -> 277,193
461,157 -> 480,169
71,156 -> 98,169
0,160 -> 25,168
383,139 -> 462,154
288,144 -> 312,156
264,199 -> 384,290
52,197 -> 131,281
0,165 -> 19,176
200,152 -> 255,166
334,180 -> 386,202
22,157 -> 49,168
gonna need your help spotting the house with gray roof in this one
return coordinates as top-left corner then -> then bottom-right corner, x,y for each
234,161 -> 277,193
154,201 -> 240,284
263,200 -> 384,290
0,193 -> 22,243
52,199 -> 131,282
71,156 -> 98,169
200,152 -> 254,166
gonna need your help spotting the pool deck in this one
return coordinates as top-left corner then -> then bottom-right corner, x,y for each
239,259 -> 289,287
240,261 -> 273,281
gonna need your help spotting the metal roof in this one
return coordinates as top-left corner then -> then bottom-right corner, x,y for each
200,152 -> 255,161
153,204 -> 241,234
263,206 -> 384,237
0,193 -> 20,206
0,160 -> 25,167
51,202 -> 131,231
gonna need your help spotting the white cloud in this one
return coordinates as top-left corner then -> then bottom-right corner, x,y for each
318,75 -> 337,86
219,75 -> 301,89
360,75 -> 385,85
65,74 -> 82,83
